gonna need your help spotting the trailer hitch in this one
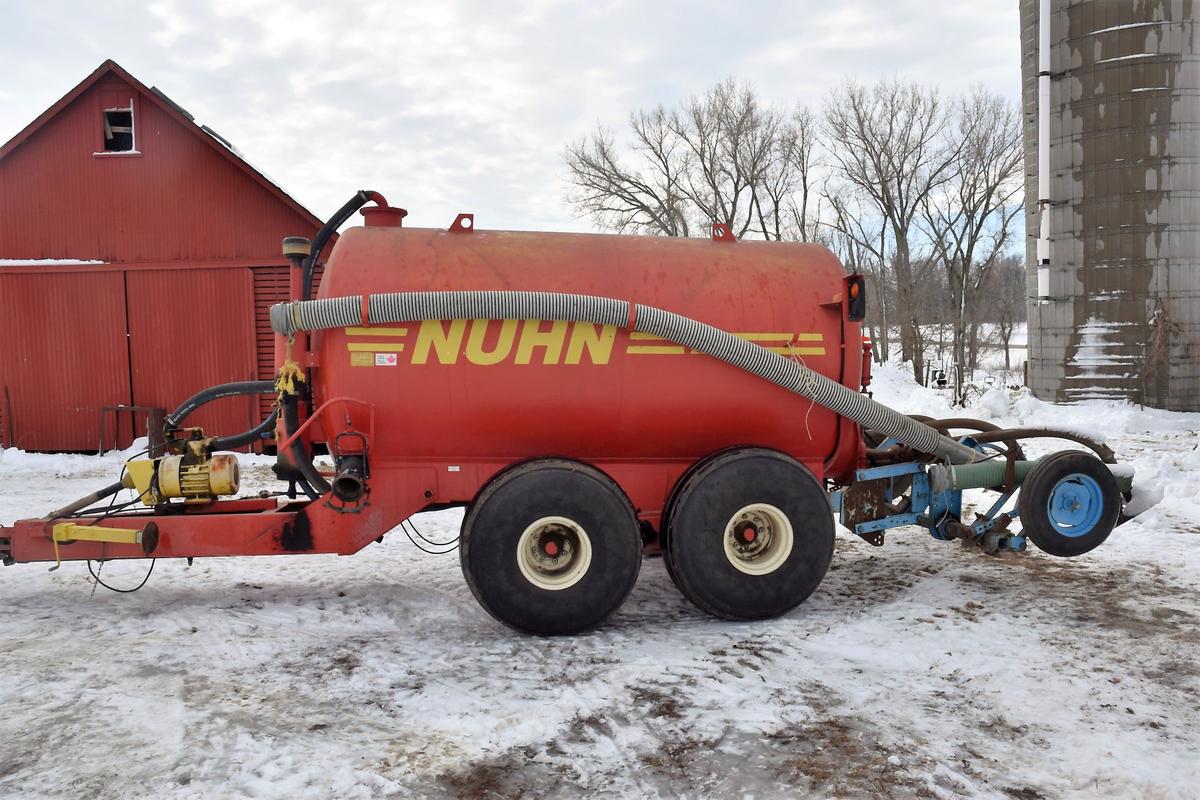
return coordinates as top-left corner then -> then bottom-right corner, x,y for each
48,521 -> 159,572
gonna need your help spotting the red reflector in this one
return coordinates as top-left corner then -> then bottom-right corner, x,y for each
545,541 -> 559,557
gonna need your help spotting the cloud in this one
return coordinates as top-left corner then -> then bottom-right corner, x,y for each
0,0 -> 1019,232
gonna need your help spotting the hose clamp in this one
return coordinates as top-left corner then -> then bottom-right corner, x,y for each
289,302 -> 303,336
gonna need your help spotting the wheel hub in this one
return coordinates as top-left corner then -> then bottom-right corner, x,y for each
516,516 -> 593,591
723,503 -> 794,576
1046,473 -> 1104,537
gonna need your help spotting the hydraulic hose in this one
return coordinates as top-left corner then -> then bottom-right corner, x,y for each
970,428 -> 1116,464
922,418 -> 1027,461
166,381 -> 276,429
282,394 -> 330,497
210,407 -> 280,452
270,291 -> 982,465
302,190 -> 383,302
866,417 -> 1031,466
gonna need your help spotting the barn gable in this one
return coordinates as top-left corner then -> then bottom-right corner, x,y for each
0,60 -> 323,263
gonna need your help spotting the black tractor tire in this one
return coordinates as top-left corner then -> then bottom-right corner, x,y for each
664,447 -> 834,620
460,458 -> 642,635
1018,450 -> 1122,557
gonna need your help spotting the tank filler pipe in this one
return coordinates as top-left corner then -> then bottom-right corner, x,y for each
270,291 -> 982,465
302,190 -> 388,302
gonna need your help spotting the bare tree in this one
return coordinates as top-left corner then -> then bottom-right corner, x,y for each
671,79 -> 777,237
991,255 -> 1027,374
822,78 -> 960,384
563,106 -> 692,236
921,87 -> 1024,403
788,108 -> 820,242
767,107 -> 821,242
564,79 -> 818,241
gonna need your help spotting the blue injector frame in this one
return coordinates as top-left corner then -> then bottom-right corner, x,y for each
828,440 -> 1027,552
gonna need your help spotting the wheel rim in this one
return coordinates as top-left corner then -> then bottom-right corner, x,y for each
1045,473 -> 1104,537
723,503 -> 794,575
515,516 -> 593,591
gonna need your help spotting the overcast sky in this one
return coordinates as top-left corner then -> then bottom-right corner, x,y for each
0,0 -> 1020,232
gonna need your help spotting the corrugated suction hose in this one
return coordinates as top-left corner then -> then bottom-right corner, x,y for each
270,291 -> 980,465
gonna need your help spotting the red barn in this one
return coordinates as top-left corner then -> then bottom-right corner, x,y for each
0,60 -> 326,451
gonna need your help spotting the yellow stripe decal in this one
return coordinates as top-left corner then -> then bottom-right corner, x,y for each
766,347 -> 826,356
626,331 -> 825,355
632,331 -> 821,342
346,326 -> 408,336
347,343 -> 406,352
628,345 -> 687,355
737,332 -> 823,341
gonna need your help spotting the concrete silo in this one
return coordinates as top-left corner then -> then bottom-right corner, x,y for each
1020,0 -> 1199,410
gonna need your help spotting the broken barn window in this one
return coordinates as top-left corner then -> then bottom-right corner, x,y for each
102,105 -> 135,152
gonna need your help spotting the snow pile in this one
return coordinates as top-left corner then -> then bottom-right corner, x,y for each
0,437 -> 150,479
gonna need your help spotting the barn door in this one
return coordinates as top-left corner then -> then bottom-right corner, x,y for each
126,268 -> 258,448
0,271 -> 132,451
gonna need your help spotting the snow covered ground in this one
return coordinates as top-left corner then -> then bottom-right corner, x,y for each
1,366 -> 1197,799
